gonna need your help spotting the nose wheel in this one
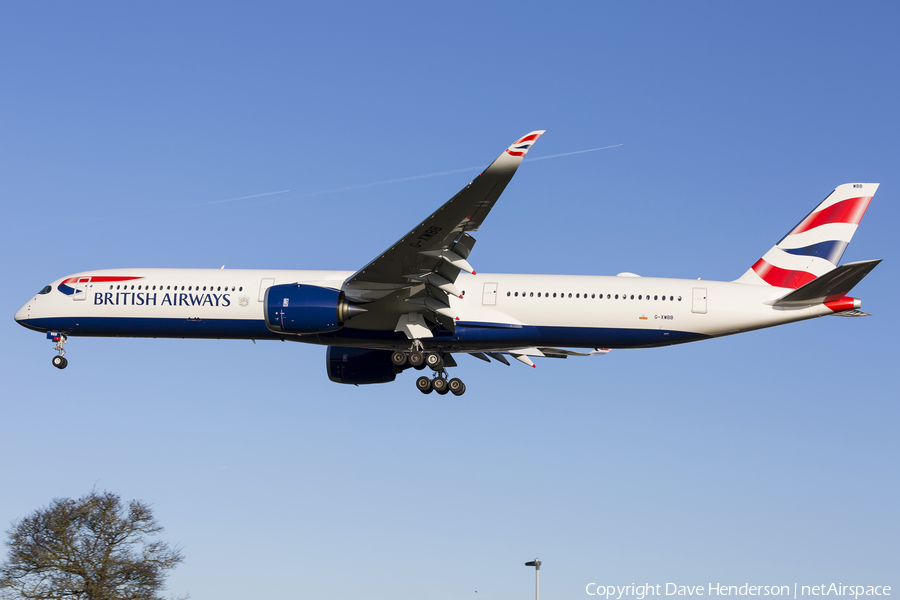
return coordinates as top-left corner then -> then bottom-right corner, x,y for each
50,333 -> 68,369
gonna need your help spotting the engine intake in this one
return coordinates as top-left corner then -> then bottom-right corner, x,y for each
264,284 -> 365,334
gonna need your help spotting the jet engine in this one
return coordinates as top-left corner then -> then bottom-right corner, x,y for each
264,284 -> 365,334
326,347 -> 399,384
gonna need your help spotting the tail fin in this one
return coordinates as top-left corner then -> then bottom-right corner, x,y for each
735,183 -> 878,288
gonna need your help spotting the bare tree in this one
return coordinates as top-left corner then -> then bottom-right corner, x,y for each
0,490 -> 184,600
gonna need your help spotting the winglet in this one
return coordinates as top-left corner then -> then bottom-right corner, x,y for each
505,131 -> 545,157
480,130 -> 545,178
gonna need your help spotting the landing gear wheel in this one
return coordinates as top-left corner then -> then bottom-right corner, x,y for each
52,356 -> 67,369
425,352 -> 444,371
416,376 -> 433,394
408,351 -> 426,370
448,378 -> 466,396
432,377 -> 449,395
391,350 -> 408,367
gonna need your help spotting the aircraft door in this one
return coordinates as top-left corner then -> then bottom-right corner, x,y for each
74,277 -> 91,301
258,278 -> 275,302
482,282 -> 498,305
692,287 -> 707,314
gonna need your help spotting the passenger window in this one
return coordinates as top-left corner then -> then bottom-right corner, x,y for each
568,293 -> 572,298
553,293 -> 557,298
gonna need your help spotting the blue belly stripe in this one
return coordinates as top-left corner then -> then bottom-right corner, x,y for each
18,317 -> 709,349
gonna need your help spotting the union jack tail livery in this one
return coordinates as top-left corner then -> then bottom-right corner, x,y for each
736,183 -> 878,288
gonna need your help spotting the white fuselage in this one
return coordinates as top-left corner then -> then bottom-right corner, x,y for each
15,268 -> 833,352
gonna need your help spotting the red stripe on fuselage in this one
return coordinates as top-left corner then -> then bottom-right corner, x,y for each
751,259 -> 817,289
61,276 -> 144,285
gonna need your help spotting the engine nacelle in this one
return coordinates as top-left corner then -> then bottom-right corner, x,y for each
264,284 -> 364,334
326,347 -> 398,385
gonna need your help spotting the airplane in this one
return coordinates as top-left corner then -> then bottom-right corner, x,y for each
15,131 -> 881,395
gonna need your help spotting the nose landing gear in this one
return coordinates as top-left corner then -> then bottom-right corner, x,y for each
50,333 -> 68,369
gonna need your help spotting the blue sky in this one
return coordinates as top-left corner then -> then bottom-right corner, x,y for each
2,2 -> 898,599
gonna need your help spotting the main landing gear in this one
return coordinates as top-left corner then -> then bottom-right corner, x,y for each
390,344 -> 466,396
50,333 -> 68,369
415,373 -> 466,396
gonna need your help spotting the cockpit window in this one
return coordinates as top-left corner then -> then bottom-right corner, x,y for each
38,285 -> 52,295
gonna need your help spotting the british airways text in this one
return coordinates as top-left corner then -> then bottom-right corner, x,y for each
94,292 -> 231,307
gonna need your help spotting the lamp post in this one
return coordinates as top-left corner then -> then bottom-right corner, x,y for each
525,558 -> 541,600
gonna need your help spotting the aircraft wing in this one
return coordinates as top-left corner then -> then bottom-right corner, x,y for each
343,131 -> 544,304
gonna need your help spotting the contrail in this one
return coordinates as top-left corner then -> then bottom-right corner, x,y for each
525,143 -> 623,162
40,189 -> 292,229
294,143 -> 623,198
183,189 -> 290,207
44,143 -> 621,228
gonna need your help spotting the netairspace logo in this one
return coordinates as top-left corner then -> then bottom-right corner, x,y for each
586,584 -> 892,600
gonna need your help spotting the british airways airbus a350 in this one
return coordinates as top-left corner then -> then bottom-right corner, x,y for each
15,131 -> 880,395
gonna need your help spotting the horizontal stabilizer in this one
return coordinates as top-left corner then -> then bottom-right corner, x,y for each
771,259 -> 881,307
830,309 -> 872,317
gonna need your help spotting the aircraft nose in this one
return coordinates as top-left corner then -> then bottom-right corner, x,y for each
14,302 -> 39,330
